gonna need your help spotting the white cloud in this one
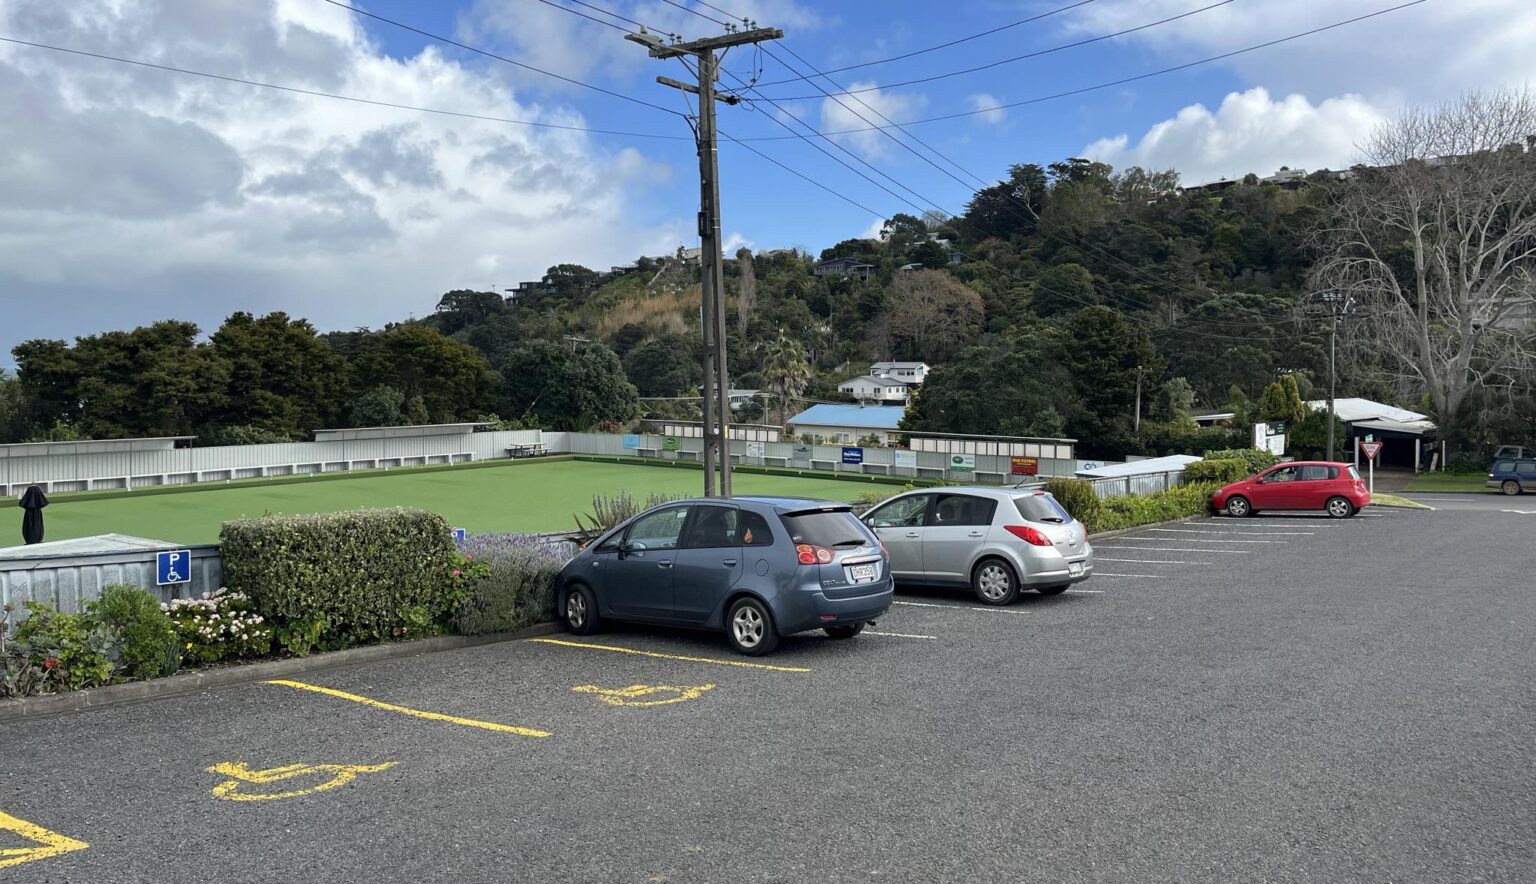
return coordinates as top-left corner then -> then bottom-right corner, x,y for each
1056,0 -> 1536,105
1081,87 -> 1387,184
722,231 -> 754,254
860,217 -> 886,240
966,93 -> 1005,125
819,81 -> 926,159
0,0 -> 689,351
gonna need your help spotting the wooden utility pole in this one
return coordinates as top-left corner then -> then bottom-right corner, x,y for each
1318,292 -> 1352,461
628,26 -> 783,498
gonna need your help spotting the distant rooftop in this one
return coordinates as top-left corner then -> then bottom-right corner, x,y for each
0,437 -> 193,460
787,404 -> 907,430
313,423 -> 489,442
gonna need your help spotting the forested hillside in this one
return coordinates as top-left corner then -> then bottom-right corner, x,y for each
3,148 -> 1532,460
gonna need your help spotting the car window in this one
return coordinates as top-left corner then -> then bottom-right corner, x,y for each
1013,493 -> 1072,523
739,510 -> 774,546
781,510 -> 869,548
625,506 -> 690,551
1265,466 -> 1298,482
1347,466 -> 1362,481
867,495 -> 929,528
1299,465 -> 1336,481
1494,460 -> 1515,472
1518,462 -> 1536,476
932,494 -> 996,527
682,505 -> 738,549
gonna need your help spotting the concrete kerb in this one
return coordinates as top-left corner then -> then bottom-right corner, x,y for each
0,621 -> 564,723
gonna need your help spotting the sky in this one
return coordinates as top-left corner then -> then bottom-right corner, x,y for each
2,0 -> 1535,362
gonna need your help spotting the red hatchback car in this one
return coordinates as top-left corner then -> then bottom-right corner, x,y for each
1211,461 -> 1371,519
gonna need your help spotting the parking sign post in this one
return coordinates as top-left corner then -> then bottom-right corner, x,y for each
1361,440 -> 1383,493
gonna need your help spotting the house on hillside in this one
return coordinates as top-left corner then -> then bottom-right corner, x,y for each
813,256 -> 875,280
786,404 -> 906,445
870,361 -> 929,384
837,375 -> 911,405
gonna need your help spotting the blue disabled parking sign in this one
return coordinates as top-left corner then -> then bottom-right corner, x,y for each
157,549 -> 192,586
451,527 -> 467,544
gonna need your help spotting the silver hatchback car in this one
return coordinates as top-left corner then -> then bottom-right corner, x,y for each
862,488 -> 1094,605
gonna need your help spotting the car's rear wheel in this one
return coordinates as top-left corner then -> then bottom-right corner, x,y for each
1326,496 -> 1355,518
972,558 -> 1020,605
1226,495 -> 1253,518
563,583 -> 600,635
726,597 -> 780,656
823,624 -> 864,639
1036,584 -> 1069,596
1502,480 -> 1522,496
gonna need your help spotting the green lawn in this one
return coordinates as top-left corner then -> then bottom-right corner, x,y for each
17,461 -> 876,546
1403,474 -> 1492,493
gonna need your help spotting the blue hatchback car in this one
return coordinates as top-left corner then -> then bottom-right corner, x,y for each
556,497 -> 893,655
1487,458 -> 1536,495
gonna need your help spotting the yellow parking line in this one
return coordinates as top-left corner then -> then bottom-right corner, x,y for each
532,638 -> 810,672
264,679 -> 550,737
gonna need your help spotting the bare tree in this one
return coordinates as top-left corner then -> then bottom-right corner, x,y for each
865,270 -> 984,364
1312,90 -> 1536,446
735,248 -> 756,336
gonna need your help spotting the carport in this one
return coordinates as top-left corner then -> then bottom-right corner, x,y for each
1307,398 -> 1440,471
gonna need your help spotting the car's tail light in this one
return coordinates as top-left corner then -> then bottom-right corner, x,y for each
1004,525 -> 1052,546
878,539 -> 889,558
795,543 -> 835,565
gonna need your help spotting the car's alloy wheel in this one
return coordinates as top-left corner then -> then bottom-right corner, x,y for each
564,584 -> 600,635
1503,480 -> 1522,496
1226,495 -> 1251,518
1326,496 -> 1354,518
973,559 -> 1019,605
727,598 -> 779,656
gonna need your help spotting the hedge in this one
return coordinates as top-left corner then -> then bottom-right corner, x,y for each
1183,458 -> 1250,484
1044,478 -> 1102,529
1202,448 -> 1281,473
221,508 -> 459,650
1044,477 -> 1218,534
454,533 -> 569,636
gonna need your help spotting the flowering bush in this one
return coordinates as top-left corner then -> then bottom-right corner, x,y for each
163,589 -> 274,666
454,533 -> 572,636
12,601 -> 115,692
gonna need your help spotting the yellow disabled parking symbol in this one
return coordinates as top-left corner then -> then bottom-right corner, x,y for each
207,761 -> 396,802
0,810 -> 88,871
572,683 -> 715,707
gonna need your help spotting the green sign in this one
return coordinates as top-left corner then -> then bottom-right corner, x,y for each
950,453 -> 976,473
663,436 -> 680,451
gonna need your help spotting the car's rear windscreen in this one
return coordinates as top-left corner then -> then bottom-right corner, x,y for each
1013,494 -> 1072,523
780,510 -> 868,547
1348,466 -> 1362,480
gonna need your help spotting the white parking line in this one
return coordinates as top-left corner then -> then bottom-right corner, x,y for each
1094,573 -> 1165,578
1096,557 -> 1212,565
866,631 -> 938,639
1097,546 -> 1250,554
1067,589 -> 1104,594
893,600 -> 1029,614
1149,528 -> 1316,536
1124,536 -> 1282,544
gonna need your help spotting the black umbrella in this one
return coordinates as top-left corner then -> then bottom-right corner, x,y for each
20,485 -> 48,545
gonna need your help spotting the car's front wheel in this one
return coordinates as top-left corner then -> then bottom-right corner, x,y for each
972,558 -> 1020,605
563,583 -> 601,635
1502,480 -> 1522,496
726,597 -> 780,656
1326,496 -> 1355,518
823,624 -> 864,640
1225,495 -> 1253,518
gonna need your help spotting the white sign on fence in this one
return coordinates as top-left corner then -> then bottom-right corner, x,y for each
1253,422 -> 1286,456
893,450 -> 917,470
745,441 -> 764,458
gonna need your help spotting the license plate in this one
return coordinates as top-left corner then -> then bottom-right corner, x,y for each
849,563 -> 877,583
1068,562 -> 1085,577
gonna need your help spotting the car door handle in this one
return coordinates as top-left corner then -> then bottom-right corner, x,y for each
657,560 -> 673,569
967,532 -> 984,538
721,559 -> 737,567
905,532 -> 920,538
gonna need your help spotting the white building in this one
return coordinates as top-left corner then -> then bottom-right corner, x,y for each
837,375 -> 910,405
870,361 -> 929,384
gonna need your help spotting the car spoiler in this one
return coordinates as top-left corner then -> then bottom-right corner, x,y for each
780,503 -> 855,517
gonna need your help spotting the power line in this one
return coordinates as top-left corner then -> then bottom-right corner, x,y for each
754,0 -> 1101,86
761,0 -> 1239,101
730,0 -> 1433,139
320,0 -> 684,116
0,35 -> 690,139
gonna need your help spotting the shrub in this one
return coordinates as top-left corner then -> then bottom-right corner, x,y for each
163,589 -> 274,666
454,533 -> 572,636
221,508 -> 458,650
93,585 -> 180,680
13,601 -> 114,691
1183,458 -> 1250,484
1,604 -> 57,698
573,491 -> 685,545
1203,448 -> 1280,473
1045,478 -> 1103,529
1092,482 -> 1219,533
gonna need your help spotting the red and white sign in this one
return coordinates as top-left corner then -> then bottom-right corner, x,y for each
1360,441 -> 1383,461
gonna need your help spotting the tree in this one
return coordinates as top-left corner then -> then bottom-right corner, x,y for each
1312,89 -> 1536,450
498,341 -> 639,430
1059,306 -> 1162,441
866,270 -> 983,363
735,249 -> 757,336
900,334 -> 1069,438
432,290 -> 508,335
0,368 -> 26,443
350,385 -> 405,427
1031,263 -> 1099,317
961,163 -> 1047,241
354,325 -> 495,423
1256,376 -> 1307,427
624,335 -> 700,397
761,334 -> 812,425
209,311 -> 346,438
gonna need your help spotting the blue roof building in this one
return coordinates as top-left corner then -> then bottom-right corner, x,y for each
786,404 -> 907,444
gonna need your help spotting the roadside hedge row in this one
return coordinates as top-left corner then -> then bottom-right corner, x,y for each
1183,458 -> 1250,484
1045,478 -> 1219,534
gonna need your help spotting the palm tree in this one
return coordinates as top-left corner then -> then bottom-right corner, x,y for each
762,333 -> 812,426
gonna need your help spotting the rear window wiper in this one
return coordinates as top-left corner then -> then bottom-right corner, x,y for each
832,539 -> 867,547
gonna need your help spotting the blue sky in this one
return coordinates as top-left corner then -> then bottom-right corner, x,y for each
2,0 -> 1532,361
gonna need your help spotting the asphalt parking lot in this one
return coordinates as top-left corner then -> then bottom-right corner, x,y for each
4,504 -> 1535,883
